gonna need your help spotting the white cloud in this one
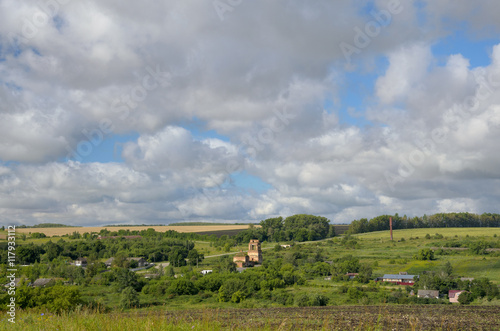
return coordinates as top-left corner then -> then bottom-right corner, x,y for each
1,1 -> 500,225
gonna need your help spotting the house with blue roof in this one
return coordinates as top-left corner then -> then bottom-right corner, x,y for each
379,272 -> 418,285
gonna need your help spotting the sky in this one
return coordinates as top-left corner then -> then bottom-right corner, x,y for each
1,0 -> 500,226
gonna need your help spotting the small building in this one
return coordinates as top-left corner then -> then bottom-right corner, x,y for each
143,274 -> 160,279
233,251 -> 250,268
4,278 -> 22,288
449,290 -> 466,303
346,273 -> 359,280
32,278 -> 55,288
75,258 -> 87,267
105,257 -> 115,267
380,272 -> 418,285
128,257 -> 148,267
280,244 -> 291,248
201,270 -> 213,275
417,290 -> 439,299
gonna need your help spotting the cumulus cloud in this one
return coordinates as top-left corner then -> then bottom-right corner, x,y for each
1,1 -> 500,225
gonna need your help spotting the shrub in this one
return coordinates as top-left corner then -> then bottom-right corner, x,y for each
31,232 -> 47,239
168,278 -> 197,296
414,248 -> 434,260
295,293 -> 310,307
309,293 -> 329,306
120,287 -> 139,309
458,291 -> 474,305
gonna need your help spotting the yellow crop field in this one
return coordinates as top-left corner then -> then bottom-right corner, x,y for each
14,225 -> 255,237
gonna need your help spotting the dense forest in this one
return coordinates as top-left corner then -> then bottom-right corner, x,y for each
233,214 -> 335,243
347,212 -> 500,235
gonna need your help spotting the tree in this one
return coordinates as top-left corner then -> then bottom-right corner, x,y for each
46,286 -> 82,314
114,268 -> 141,291
443,261 -> 453,277
168,278 -> 197,296
357,264 -> 373,283
469,240 -> 489,255
458,291 -> 474,305
165,265 -> 175,278
414,249 -> 434,261
120,287 -> 139,309
187,249 -> 203,266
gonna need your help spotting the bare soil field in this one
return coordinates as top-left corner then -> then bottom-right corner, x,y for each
129,305 -> 500,330
11,305 -> 500,330
14,225 -> 254,237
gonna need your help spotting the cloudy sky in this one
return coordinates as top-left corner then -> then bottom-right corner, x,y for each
1,0 -> 500,226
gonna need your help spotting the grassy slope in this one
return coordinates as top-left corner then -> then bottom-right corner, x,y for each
355,227 -> 500,239
350,228 -> 500,283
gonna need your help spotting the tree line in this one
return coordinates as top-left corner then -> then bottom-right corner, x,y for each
0,230 -> 203,267
233,214 -> 336,243
347,212 -> 500,235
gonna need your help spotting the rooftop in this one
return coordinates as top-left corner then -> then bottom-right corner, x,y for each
382,274 -> 417,280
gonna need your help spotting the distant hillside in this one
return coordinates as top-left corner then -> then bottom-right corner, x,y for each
348,212 -> 500,235
168,222 -> 256,226
15,223 -> 76,228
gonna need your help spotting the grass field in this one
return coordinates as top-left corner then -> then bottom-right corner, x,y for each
5,306 -> 500,330
12,225 -> 257,237
355,227 -> 500,240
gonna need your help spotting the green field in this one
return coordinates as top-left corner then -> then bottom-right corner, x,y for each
346,228 -> 500,283
355,227 -> 500,240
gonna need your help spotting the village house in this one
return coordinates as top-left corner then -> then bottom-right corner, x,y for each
104,257 -> 148,268
417,290 -> 440,299
449,290 -> 466,303
143,274 -> 160,279
104,257 -> 115,267
128,257 -> 148,267
200,270 -> 213,275
4,278 -> 21,288
75,257 -> 87,267
32,278 -> 55,288
346,273 -> 359,280
379,272 -> 418,285
280,244 -> 291,248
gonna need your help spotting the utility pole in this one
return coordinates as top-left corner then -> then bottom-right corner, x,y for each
390,217 -> 393,241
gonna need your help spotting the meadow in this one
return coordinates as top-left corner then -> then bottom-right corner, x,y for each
349,228 -> 500,283
355,227 -> 500,240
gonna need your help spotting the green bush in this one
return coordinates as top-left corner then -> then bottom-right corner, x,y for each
120,287 -> 139,309
414,248 -> 435,260
295,293 -> 310,307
